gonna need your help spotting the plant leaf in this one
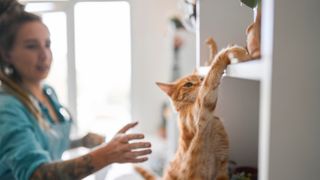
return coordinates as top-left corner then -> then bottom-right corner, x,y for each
240,0 -> 258,8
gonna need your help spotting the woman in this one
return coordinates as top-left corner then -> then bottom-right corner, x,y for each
0,1 -> 152,179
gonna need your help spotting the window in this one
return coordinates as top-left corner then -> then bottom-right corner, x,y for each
42,12 -> 68,106
74,1 -> 132,138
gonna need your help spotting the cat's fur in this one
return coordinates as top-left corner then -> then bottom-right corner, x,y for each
205,37 -> 218,66
135,38 -> 251,180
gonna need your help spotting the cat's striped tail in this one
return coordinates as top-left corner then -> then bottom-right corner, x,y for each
133,165 -> 157,180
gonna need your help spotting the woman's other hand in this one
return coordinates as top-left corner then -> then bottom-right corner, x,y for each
82,132 -> 105,148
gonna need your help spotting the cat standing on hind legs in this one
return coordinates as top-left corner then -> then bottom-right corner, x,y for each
135,37 -> 251,180
169,39 -> 251,180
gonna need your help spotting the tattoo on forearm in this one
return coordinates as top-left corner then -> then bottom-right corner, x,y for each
31,154 -> 96,180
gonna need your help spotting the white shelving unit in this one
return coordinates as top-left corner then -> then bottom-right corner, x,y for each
198,0 -> 320,180
226,59 -> 262,81
197,0 -> 261,171
198,59 -> 263,81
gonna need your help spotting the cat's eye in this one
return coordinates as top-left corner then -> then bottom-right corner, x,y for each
184,82 -> 193,87
200,77 -> 204,81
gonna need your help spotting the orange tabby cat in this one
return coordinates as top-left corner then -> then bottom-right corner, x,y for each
135,38 -> 251,180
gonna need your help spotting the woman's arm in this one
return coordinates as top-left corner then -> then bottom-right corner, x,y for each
31,152 -> 98,180
31,122 -> 152,180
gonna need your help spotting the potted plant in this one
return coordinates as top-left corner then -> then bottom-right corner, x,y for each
241,0 -> 261,59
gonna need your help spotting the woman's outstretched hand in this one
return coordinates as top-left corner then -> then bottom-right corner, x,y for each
98,121 -> 152,164
31,122 -> 152,180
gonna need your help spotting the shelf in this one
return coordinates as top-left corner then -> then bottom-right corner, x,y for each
198,59 -> 263,81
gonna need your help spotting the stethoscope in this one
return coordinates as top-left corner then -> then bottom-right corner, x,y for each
38,87 -> 73,123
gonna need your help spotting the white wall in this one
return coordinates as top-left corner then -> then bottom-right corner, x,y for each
199,0 -> 252,65
130,0 -> 182,134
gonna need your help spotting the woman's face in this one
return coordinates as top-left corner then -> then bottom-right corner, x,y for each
7,21 -> 52,84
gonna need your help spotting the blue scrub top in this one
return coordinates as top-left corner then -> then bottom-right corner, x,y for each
0,84 -> 72,180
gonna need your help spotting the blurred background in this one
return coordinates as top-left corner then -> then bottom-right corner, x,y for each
19,0 -> 258,179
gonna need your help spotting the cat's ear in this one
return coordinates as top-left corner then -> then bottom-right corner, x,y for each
156,82 -> 174,97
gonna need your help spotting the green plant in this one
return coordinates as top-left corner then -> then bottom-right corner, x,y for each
231,172 -> 253,180
240,0 -> 260,9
